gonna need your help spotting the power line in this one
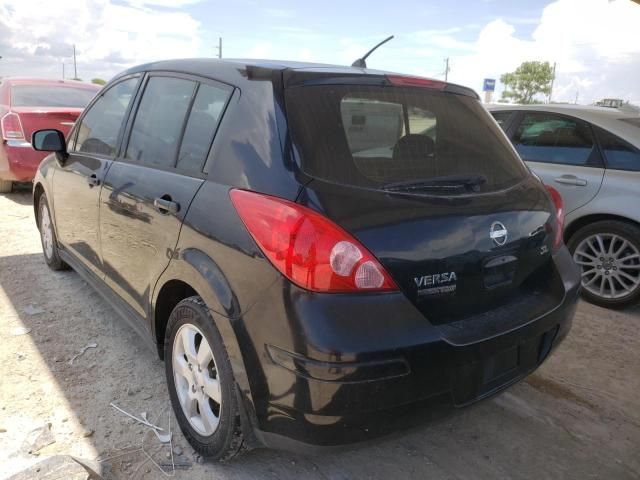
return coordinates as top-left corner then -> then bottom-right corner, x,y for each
73,44 -> 78,79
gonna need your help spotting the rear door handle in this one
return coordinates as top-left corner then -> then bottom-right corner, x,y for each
87,174 -> 100,187
153,196 -> 180,214
554,175 -> 587,186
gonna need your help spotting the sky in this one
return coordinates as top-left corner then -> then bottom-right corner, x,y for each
1,0 -> 639,104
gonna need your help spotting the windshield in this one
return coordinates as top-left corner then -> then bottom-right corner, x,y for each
285,84 -> 528,194
11,85 -> 98,108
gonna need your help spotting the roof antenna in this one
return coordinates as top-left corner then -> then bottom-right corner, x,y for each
351,35 -> 394,68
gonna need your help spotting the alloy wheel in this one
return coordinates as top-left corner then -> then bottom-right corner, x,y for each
172,323 -> 222,436
40,203 -> 54,260
573,233 -> 640,300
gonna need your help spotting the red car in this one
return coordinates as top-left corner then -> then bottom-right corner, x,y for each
0,78 -> 101,192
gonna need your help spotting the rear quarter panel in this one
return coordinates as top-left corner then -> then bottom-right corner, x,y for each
565,168 -> 640,227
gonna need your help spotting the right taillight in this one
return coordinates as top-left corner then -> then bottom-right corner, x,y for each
1,112 -> 25,140
545,185 -> 564,250
230,189 -> 398,293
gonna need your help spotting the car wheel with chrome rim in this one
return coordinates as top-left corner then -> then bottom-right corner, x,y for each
569,220 -> 640,309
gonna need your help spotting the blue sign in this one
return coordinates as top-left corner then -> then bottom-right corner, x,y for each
483,78 -> 496,92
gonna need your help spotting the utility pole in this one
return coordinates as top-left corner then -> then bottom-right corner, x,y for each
73,44 -> 78,79
215,37 -> 222,59
444,57 -> 450,82
548,61 -> 556,103
62,63 -> 65,79
575,90 -> 579,105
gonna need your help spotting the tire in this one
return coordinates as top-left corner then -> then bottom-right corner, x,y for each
165,296 -> 245,461
0,179 -> 12,193
568,220 -> 640,309
38,193 -> 69,271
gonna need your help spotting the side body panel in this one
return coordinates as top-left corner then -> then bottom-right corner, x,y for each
51,152 -> 112,277
99,162 -> 204,319
565,168 -> 640,228
526,161 -> 604,214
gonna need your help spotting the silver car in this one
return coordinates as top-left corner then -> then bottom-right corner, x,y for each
488,104 -> 640,308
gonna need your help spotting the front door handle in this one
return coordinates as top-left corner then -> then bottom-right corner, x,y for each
87,174 -> 100,187
554,175 -> 587,186
153,195 -> 180,215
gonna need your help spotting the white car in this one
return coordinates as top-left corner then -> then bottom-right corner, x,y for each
488,104 -> 640,309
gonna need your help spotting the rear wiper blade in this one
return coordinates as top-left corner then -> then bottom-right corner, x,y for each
383,175 -> 487,193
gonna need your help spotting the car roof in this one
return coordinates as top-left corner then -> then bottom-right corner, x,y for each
487,103 -> 640,147
120,57 -> 400,77
114,58 -> 477,97
0,77 -> 101,89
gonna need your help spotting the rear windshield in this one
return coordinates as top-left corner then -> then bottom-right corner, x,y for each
11,85 -> 98,108
285,85 -> 528,193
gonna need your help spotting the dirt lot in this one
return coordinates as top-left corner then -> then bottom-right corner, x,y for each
0,187 -> 639,479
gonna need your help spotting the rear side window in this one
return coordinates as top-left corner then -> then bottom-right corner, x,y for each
126,77 -> 195,168
596,127 -> 640,171
74,77 -> 139,156
11,85 -> 97,108
513,113 -> 600,167
285,85 -> 527,193
177,83 -> 231,173
491,111 -> 513,131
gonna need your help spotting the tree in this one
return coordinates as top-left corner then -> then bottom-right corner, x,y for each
500,61 -> 554,104
91,78 -> 106,85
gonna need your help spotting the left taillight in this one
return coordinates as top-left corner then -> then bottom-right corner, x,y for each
545,185 -> 565,250
230,189 -> 398,293
1,112 -> 25,140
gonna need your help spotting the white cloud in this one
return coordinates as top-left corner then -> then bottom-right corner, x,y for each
441,0 -> 640,103
1,0 -> 638,107
247,42 -> 273,59
0,0 -> 202,81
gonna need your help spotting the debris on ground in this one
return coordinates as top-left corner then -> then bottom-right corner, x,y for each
21,423 -> 55,455
110,403 -> 165,433
101,405 -> 178,476
22,305 -> 45,316
68,342 -> 98,365
9,326 -> 31,336
7,455 -> 104,480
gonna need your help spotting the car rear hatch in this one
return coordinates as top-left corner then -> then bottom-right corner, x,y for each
284,72 -> 564,331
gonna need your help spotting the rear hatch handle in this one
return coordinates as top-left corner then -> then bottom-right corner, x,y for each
554,175 -> 587,186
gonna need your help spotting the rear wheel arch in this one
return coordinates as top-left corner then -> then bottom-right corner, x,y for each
153,279 -> 199,359
152,270 -> 258,442
151,253 -> 244,376
564,213 -> 640,244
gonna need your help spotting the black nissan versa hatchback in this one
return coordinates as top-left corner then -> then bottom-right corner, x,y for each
31,59 -> 580,460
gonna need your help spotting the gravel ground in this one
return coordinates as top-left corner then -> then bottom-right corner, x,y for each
1,187 -> 639,479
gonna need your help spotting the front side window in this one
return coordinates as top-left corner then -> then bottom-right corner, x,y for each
177,83 -> 231,173
513,113 -> 599,166
596,127 -> 640,172
286,85 -> 527,193
126,77 -> 195,168
74,77 -> 139,156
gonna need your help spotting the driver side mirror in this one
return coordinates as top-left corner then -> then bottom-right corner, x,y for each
32,129 -> 68,163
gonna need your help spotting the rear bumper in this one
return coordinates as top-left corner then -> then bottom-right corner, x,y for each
237,246 -> 581,451
0,141 -> 45,182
